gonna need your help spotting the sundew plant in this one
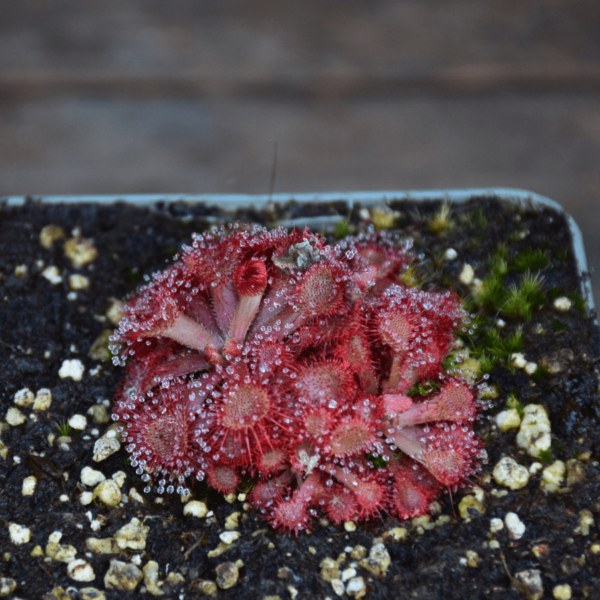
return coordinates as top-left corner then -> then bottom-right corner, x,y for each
110,224 -> 486,533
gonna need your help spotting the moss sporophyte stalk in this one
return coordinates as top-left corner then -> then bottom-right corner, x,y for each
110,224 -> 487,533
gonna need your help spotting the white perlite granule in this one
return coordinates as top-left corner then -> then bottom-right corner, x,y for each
58,359 -> 85,381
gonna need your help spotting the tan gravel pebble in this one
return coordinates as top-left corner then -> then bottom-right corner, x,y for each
80,588 -> 106,600
505,512 -> 526,540
346,576 -> 366,599
513,569 -> 543,600
183,500 -> 208,518
93,479 -> 122,506
22,475 -> 36,496
0,577 -> 17,597
495,408 -> 521,431
64,237 -> 98,268
359,542 -> 391,577
39,225 -> 65,249
69,274 -> 90,290
490,518 -> 504,533
5,407 -> 26,426
320,557 -> 340,583
516,404 -> 551,457
128,486 -> 145,504
142,561 -> 163,596
112,470 -> 127,488
553,584 -> 572,600
92,430 -> 121,462
466,550 -> 480,567
458,495 -> 485,521
493,456 -> 530,490
86,538 -> 119,554
8,523 -> 30,545
46,541 -> 77,563
33,388 -> 53,411
574,509 -> 594,536
541,460 -> 566,493
81,467 -> 105,487
553,297 -> 573,311
219,531 -> 241,544
41,265 -> 62,285
14,389 -> 34,407
565,459 -> 585,487
67,559 -> 95,582
104,560 -> 143,592
58,359 -> 85,381
196,580 -> 218,596
215,562 -> 239,589
87,404 -> 110,424
331,579 -> 345,596
224,511 -> 241,530
114,517 -> 149,550
383,527 -> 408,542
68,414 -> 87,430
350,545 -> 367,560
459,263 -> 475,285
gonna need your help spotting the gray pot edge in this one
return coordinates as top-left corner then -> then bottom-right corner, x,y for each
2,187 -> 594,314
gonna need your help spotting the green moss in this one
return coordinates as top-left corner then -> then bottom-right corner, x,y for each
407,381 -> 440,397
478,328 -> 524,363
567,292 -> 587,315
501,272 -> 545,320
509,248 -> 549,273
334,216 -> 351,240
506,394 -> 524,417
551,319 -> 568,333
554,247 -> 569,262
478,353 -> 497,375
530,364 -> 550,384
458,205 -> 488,230
537,448 -> 553,464
368,453 -> 388,469
55,421 -> 71,437
88,330 -> 113,362
398,264 -> 422,288
428,204 -> 454,236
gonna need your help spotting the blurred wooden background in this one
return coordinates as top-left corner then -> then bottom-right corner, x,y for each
1,0 -> 600,303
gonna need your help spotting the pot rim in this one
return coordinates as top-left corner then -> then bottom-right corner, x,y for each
2,187 -> 593,313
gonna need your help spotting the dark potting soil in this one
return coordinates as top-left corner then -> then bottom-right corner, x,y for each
0,196 -> 599,600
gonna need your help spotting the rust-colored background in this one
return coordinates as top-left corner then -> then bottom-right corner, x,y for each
1,0 -> 599,303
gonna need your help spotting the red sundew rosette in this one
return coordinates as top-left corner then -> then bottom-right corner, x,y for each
388,423 -> 483,489
201,362 -> 295,471
330,466 -> 391,520
111,224 -> 485,531
342,231 -> 413,296
390,458 -> 442,520
373,285 -> 466,393
334,306 -> 379,394
268,473 -> 325,534
114,379 -> 208,495
249,468 -> 294,510
114,261 -> 224,369
113,338 -> 211,407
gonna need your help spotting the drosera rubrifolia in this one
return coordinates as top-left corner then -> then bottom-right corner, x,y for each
110,224 -> 487,533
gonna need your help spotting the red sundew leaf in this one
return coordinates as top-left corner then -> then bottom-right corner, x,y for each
324,484 -> 360,524
391,459 -> 442,520
206,463 -> 239,494
115,380 -> 207,485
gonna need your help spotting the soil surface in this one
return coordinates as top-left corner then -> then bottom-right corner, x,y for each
0,196 -> 599,600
